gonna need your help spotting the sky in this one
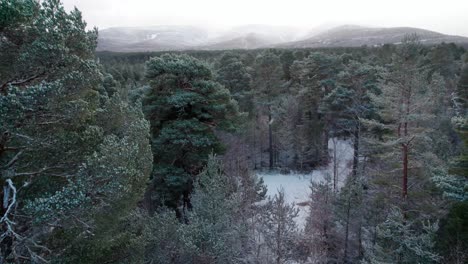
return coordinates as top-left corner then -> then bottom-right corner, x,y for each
62,0 -> 468,36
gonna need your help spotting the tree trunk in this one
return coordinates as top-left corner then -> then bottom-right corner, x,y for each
269,109 -> 274,169
358,221 -> 363,258
401,86 -> 410,200
322,125 -> 329,164
402,143 -> 408,199
332,138 -> 338,192
143,185 -> 155,215
352,124 -> 360,177
260,116 -> 264,168
253,116 -> 257,170
343,197 -> 351,263
276,220 -> 282,264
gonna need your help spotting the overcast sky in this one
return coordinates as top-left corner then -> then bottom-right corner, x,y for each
62,0 -> 468,36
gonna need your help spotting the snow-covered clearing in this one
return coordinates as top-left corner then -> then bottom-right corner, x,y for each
257,138 -> 353,229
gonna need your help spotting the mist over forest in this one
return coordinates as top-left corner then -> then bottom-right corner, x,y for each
1,0 -> 467,263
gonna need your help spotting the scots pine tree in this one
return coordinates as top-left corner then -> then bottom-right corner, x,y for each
142,54 -> 241,212
369,36 -> 446,201
290,52 -> 342,167
215,52 -> 252,113
322,60 -> 381,177
0,0 -> 153,262
258,189 -> 299,264
253,50 -> 283,169
362,207 -> 440,264
144,156 -> 245,264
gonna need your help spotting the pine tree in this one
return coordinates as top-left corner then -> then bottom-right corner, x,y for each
144,156 -> 245,264
290,52 -> 342,167
215,52 -> 252,113
0,0 -> 153,261
369,35 -> 446,201
458,55 -> 468,108
362,207 -> 440,264
436,202 -> 468,264
258,189 -> 299,264
253,50 -> 283,169
304,176 -> 339,262
322,60 -> 381,177
280,50 -> 295,80
142,54 -> 241,213
335,176 -> 365,263
360,36 -> 450,264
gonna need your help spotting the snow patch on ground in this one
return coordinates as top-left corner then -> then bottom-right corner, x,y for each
257,138 -> 354,229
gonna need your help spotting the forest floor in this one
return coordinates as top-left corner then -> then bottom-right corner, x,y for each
257,138 -> 353,229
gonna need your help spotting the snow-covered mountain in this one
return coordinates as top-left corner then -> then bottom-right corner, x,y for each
97,24 -> 306,51
278,25 -> 468,48
97,25 -> 210,52
97,24 -> 468,52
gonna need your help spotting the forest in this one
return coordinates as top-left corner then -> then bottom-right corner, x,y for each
0,0 -> 467,263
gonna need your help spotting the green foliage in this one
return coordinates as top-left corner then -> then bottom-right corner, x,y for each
334,176 -> 365,262
289,52 -> 343,166
143,54 -> 242,209
145,156 -> 245,263
0,0 -> 152,262
451,117 -> 468,178
258,189 -> 299,264
215,52 -> 252,112
436,202 -> 468,263
433,116 -> 468,201
304,175 -> 339,262
253,50 -> 283,102
424,43 -> 465,79
363,207 -> 440,264
459,58 -> 468,108
2,8 -> 463,261
145,53 -> 212,81
323,60 -> 382,132
0,0 -> 98,95
280,50 -> 295,80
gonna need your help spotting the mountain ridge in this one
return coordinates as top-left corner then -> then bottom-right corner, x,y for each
97,24 -> 468,52
278,26 -> 468,48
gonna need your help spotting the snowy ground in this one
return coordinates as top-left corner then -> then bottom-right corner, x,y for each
257,138 -> 354,229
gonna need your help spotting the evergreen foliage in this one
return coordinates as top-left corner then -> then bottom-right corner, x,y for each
363,207 -> 440,264
144,156 -> 246,263
0,0 -> 152,262
2,3 -> 467,261
215,52 -> 252,112
142,54 -> 242,210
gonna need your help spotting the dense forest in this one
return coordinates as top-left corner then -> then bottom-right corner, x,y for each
0,0 -> 467,263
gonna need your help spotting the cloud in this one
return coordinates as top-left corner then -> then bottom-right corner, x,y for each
61,0 -> 468,36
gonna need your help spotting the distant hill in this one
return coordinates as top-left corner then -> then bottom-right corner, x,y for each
197,24 -> 303,50
97,24 -> 468,52
97,25 -> 210,52
279,25 -> 468,48
198,33 -> 276,50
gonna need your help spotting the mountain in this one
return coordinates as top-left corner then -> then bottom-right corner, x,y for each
198,33 -> 276,50
197,24 -> 304,50
279,25 -> 468,48
97,25 -> 210,52
216,24 -> 303,43
97,24 -> 305,52
96,24 -> 468,52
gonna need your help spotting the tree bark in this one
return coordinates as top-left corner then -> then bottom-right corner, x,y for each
253,115 -> 257,170
352,123 -> 360,177
322,123 -> 329,164
269,108 -> 274,169
332,138 -> 338,192
343,196 -> 351,263
401,92 -> 409,200
402,143 -> 408,199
